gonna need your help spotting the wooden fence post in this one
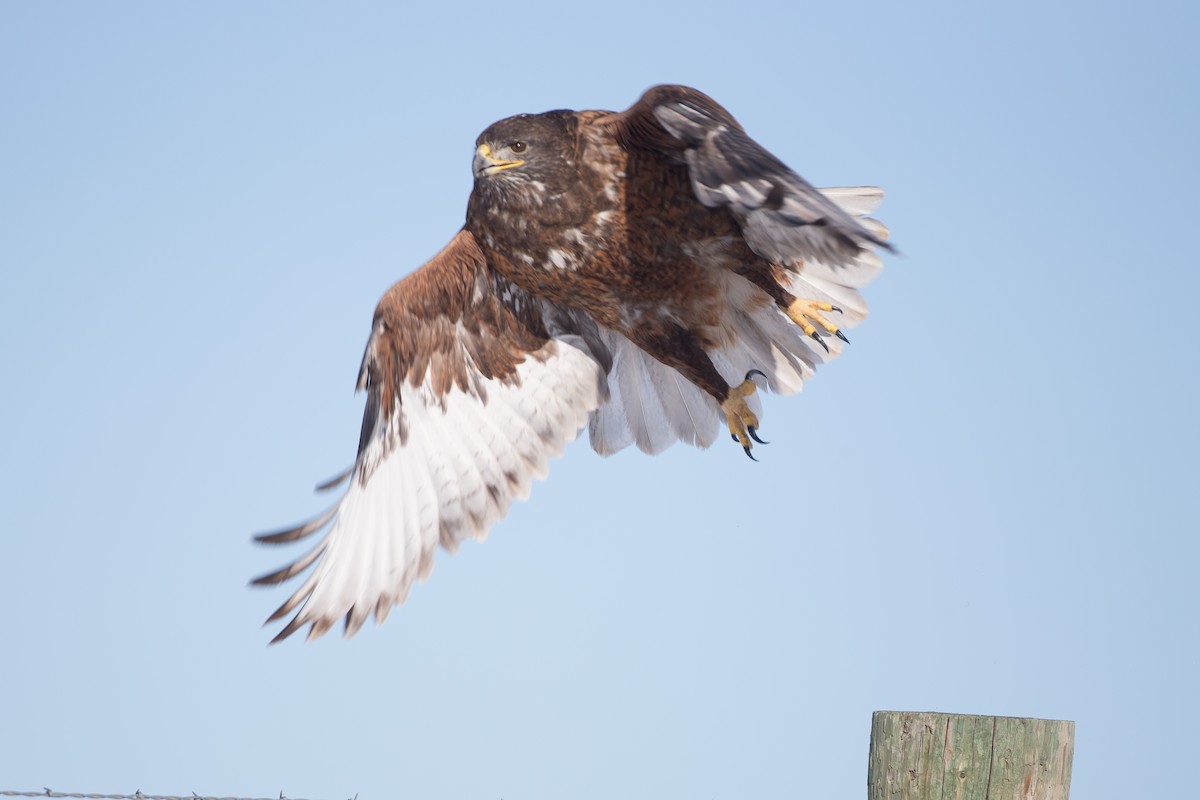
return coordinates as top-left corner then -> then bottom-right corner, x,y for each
867,710 -> 1074,800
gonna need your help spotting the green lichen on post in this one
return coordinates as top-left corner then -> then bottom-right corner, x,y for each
867,711 -> 1074,800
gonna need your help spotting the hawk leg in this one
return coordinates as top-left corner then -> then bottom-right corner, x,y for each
785,298 -> 848,354
625,324 -> 771,460
722,370 -> 768,461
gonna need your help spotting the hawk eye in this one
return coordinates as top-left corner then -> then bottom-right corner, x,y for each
509,141 -> 527,153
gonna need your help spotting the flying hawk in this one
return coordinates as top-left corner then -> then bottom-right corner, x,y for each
253,85 -> 893,642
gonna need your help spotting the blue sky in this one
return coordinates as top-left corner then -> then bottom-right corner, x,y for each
1,2 -> 1196,798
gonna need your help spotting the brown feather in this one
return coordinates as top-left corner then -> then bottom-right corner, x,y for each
359,229 -> 550,451
598,84 -> 745,152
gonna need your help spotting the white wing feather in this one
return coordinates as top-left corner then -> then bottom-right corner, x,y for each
259,339 -> 605,641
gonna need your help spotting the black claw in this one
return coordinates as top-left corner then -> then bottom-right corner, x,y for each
731,433 -> 739,443
831,305 -> 843,314
743,445 -> 758,461
835,330 -> 850,344
745,369 -> 767,383
810,330 -> 830,354
747,425 -> 768,445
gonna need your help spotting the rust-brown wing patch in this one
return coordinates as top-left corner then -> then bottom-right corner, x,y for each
355,229 -> 550,454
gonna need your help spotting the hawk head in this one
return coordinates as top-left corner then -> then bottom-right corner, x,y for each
472,111 -> 578,202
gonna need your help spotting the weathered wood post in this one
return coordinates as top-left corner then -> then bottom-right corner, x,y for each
867,711 -> 1074,800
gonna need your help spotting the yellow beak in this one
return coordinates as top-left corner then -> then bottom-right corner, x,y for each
473,143 -> 525,178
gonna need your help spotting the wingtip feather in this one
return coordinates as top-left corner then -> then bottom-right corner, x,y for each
253,505 -> 338,545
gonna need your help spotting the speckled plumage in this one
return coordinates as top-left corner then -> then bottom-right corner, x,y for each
252,85 -> 893,642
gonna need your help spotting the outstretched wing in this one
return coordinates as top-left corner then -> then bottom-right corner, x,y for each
601,84 -> 893,269
251,230 -> 607,642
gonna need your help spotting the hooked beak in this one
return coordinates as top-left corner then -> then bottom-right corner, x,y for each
473,143 -> 525,178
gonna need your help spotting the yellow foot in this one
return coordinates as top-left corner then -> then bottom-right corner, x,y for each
786,298 -> 849,354
721,370 -> 769,461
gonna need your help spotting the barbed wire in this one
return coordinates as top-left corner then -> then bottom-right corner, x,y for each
0,790 -> 352,800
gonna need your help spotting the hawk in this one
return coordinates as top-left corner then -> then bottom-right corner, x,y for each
253,85 -> 893,642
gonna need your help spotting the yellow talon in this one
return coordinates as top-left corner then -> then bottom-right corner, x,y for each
786,298 -> 849,353
721,371 -> 766,460
787,298 -> 841,333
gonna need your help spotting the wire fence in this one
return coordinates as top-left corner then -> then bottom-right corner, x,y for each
0,790 -> 351,800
